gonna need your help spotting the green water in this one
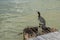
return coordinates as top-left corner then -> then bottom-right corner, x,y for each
0,0 -> 60,40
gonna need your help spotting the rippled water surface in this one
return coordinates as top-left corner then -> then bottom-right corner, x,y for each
0,0 -> 60,40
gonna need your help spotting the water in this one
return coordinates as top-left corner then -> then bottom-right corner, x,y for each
0,0 -> 60,40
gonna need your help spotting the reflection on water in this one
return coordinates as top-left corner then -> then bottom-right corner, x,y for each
0,0 -> 60,40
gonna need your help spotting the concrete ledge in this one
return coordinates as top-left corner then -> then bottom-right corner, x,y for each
28,31 -> 60,40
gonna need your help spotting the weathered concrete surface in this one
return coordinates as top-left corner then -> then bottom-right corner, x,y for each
29,31 -> 60,40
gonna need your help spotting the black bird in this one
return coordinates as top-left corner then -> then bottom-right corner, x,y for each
37,11 -> 50,32
37,11 -> 46,27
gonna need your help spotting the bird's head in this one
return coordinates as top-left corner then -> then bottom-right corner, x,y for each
37,11 -> 41,17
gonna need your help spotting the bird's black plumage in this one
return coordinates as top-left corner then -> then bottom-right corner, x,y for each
37,11 -> 50,32
37,11 -> 46,26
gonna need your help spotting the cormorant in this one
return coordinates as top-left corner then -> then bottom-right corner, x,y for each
37,11 -> 46,27
37,11 -> 50,32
